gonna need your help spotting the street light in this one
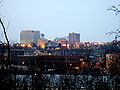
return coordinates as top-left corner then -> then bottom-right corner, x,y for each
22,61 -> 25,65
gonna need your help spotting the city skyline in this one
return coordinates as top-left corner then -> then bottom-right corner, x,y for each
0,0 -> 119,42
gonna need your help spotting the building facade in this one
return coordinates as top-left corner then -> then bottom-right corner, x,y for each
54,37 -> 69,49
20,30 -> 40,45
69,32 -> 80,44
69,32 -> 80,48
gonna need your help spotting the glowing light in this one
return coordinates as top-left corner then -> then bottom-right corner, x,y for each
55,47 -> 60,50
22,61 -> 25,65
16,44 -> 19,46
49,53 -> 52,55
75,67 -> 79,69
62,44 -> 66,47
82,62 -> 85,64
38,39 -> 46,49
27,44 -> 32,48
41,44 -> 45,49
80,59 -> 83,61
75,44 -> 80,48
67,44 -> 70,49
20,44 -> 26,47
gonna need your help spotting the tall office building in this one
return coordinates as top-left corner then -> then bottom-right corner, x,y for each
69,32 -> 80,45
20,30 -> 40,45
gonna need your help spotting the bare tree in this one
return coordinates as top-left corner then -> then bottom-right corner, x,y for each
0,18 -> 11,66
108,4 -> 120,16
106,29 -> 120,41
107,4 -> 120,41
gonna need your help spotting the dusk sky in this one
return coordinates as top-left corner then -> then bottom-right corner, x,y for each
0,0 -> 120,42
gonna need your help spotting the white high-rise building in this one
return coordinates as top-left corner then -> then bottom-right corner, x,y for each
20,30 -> 40,45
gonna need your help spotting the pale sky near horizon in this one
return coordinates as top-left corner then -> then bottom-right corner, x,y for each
0,0 -> 120,43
